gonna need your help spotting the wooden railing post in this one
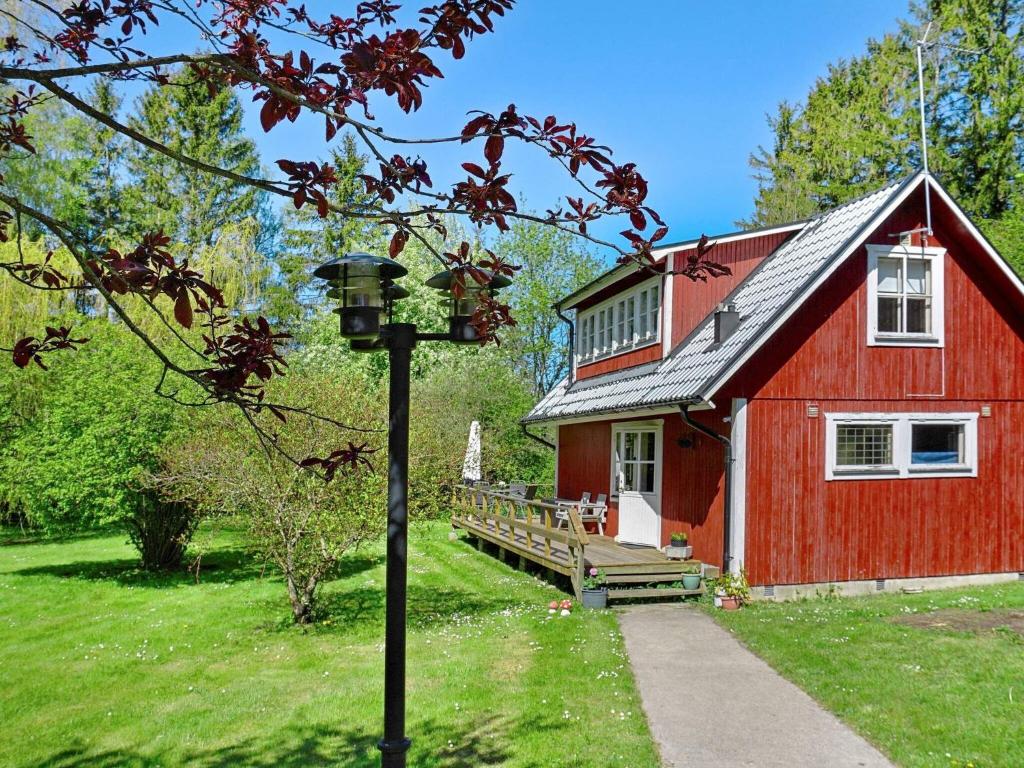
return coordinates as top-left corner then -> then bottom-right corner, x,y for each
566,506 -> 588,602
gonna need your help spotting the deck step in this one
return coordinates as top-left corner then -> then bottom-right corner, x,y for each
605,572 -> 694,584
607,587 -> 702,601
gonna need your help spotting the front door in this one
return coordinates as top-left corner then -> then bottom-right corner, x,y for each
611,423 -> 662,547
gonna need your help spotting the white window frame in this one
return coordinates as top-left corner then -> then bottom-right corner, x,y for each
825,412 -> 978,481
576,276 -> 661,364
609,421 -> 662,499
866,244 -> 946,347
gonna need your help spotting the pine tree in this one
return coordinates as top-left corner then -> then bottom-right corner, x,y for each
741,0 -> 1024,250
274,134 -> 386,329
125,71 -> 276,252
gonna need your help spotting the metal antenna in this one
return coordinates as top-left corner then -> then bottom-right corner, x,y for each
915,21 -> 934,241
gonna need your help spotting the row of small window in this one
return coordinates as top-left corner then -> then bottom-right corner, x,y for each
826,413 -> 978,480
578,282 -> 660,363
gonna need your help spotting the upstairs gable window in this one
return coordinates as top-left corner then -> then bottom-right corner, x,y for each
866,245 -> 946,347
577,277 -> 661,364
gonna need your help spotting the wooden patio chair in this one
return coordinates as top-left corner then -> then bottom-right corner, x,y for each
555,492 -> 590,529
590,493 -> 608,535
472,481 -> 491,509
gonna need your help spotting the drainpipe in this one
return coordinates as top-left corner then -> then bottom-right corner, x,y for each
521,423 -> 555,450
555,305 -> 575,387
679,404 -> 733,574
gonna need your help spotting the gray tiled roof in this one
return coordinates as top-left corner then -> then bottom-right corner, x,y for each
524,174 -> 918,424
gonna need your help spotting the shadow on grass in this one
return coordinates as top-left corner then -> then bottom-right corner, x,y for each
10,549 -> 384,590
295,581 -> 525,635
22,713 -> 555,768
0,525 -> 121,547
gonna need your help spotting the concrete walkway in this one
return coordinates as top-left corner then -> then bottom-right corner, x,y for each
618,605 -> 894,768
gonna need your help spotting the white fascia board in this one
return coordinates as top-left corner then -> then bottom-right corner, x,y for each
729,398 -> 748,576
648,221 -> 807,260
531,401 -> 710,428
661,253 -> 675,357
697,174 -> 926,402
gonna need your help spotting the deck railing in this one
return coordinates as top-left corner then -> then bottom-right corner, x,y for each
452,485 -> 591,599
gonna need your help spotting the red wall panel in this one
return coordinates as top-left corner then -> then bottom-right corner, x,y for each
743,399 -> 1024,586
557,410 -> 730,568
670,230 -> 794,346
733,196 -> 1024,585
576,344 -> 661,380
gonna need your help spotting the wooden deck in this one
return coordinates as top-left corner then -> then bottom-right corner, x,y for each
451,487 -> 718,601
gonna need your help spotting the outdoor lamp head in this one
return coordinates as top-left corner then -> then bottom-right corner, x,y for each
314,252 -> 408,340
424,269 -> 512,344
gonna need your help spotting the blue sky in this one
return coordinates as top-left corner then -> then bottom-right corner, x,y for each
149,1 -> 908,256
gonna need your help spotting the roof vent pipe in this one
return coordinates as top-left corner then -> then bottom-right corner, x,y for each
714,303 -> 740,344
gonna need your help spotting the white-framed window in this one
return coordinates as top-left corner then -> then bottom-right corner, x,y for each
825,412 -> 978,480
576,277 -> 661,363
866,244 -> 946,347
610,422 -> 661,496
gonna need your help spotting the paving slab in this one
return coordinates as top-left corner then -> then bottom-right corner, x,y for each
618,604 -> 895,768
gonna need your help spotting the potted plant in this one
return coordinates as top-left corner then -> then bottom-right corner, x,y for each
681,561 -> 702,590
581,567 -> 608,609
666,531 -> 692,560
716,569 -> 750,610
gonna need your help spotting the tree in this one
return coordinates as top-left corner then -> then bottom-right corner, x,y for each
125,68 -> 277,251
0,1 -> 724,477
494,216 -> 603,395
272,133 -> 387,329
155,370 -> 387,623
741,0 -> 1024,245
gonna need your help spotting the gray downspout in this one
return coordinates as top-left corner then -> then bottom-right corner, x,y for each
679,404 -> 733,575
555,305 -> 575,387
521,423 -> 555,450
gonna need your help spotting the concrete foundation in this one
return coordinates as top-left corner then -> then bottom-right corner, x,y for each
751,570 -> 1023,601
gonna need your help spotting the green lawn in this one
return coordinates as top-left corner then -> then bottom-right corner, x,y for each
714,583 -> 1024,768
0,523 -> 659,768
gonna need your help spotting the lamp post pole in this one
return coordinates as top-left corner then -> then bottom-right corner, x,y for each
312,254 -> 511,768
378,323 -> 415,768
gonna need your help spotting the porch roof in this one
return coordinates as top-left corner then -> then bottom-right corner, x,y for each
523,174 -> 919,424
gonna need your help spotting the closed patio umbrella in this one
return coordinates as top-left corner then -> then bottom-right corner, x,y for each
462,420 -> 482,484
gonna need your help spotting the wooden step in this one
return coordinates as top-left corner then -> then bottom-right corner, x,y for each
607,587 -> 703,601
605,572 -> 696,584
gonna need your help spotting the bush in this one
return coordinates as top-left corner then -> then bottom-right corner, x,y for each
410,354 -> 552,516
0,322 -> 193,567
125,496 -> 200,571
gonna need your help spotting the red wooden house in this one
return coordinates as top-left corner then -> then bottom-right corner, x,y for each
522,172 -> 1024,598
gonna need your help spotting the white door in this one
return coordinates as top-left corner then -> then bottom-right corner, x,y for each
611,424 -> 662,547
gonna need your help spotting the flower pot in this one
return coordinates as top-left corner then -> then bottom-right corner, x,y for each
666,544 -> 692,560
581,587 -> 608,609
719,595 -> 741,611
681,573 -> 702,591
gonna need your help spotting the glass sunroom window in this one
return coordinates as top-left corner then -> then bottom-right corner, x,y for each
576,277 -> 662,363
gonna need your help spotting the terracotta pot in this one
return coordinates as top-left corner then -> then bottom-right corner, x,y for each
719,595 -> 741,611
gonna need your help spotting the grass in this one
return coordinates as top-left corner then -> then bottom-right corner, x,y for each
713,583 -> 1024,768
0,522 -> 659,768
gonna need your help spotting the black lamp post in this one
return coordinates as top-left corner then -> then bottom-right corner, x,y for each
313,252 -> 511,768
